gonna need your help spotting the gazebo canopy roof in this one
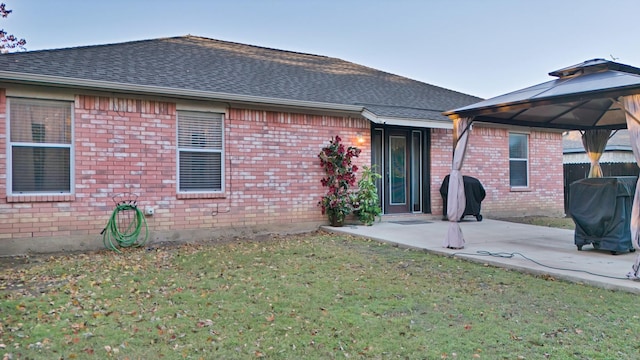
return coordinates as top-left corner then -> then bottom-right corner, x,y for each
443,59 -> 640,130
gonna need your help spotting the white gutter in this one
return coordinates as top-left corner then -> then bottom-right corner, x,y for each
564,145 -> 632,154
1,71 -> 458,129
0,71 -> 364,113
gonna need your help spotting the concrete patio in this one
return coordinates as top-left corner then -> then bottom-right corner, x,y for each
322,215 -> 640,294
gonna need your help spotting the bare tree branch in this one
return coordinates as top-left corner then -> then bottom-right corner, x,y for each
0,3 -> 26,53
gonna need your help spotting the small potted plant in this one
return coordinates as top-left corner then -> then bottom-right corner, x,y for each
318,135 -> 361,226
353,165 -> 382,226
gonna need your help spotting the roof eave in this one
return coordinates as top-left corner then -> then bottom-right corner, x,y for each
362,109 -> 453,129
442,85 -> 640,120
0,71 -> 364,113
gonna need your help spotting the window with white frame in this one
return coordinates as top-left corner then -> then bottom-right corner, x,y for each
8,98 -> 73,194
509,132 -> 529,187
177,110 -> 224,192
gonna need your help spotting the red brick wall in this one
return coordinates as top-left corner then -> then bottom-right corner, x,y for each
0,89 -> 564,253
430,125 -> 565,217
218,109 -> 370,227
430,127 -> 452,215
0,91 -> 370,250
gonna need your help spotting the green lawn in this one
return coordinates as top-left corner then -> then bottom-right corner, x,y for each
2,232 -> 640,359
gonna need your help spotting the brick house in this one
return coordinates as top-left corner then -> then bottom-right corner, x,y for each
0,36 -> 564,255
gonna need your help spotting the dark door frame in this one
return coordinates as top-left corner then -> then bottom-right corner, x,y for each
371,125 -> 431,215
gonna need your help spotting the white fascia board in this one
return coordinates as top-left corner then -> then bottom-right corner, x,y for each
563,151 -> 636,164
0,71 -> 364,113
362,109 -> 453,129
564,146 -> 633,154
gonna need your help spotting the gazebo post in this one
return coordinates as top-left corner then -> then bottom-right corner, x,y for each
443,117 -> 474,249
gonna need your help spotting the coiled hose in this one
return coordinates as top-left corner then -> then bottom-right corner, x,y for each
102,203 -> 148,252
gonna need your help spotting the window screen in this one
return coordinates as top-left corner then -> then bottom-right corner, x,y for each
9,98 -> 72,194
177,111 -> 224,192
509,133 -> 528,187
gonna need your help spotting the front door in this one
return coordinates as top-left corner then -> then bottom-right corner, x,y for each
372,126 -> 429,214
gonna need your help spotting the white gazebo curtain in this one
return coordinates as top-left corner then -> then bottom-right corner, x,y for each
443,117 -> 473,249
622,94 -> 640,279
581,129 -> 612,178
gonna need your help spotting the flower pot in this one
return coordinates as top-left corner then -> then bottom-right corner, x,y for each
328,213 -> 345,227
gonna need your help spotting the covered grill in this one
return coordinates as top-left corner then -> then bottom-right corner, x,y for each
440,175 -> 486,221
569,176 -> 637,254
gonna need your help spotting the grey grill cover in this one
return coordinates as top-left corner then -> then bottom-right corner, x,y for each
569,176 -> 637,253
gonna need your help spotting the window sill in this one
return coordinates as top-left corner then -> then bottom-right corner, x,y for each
510,187 -> 531,192
177,192 -> 226,200
7,194 -> 76,203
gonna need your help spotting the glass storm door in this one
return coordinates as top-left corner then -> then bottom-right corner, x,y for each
386,130 -> 411,213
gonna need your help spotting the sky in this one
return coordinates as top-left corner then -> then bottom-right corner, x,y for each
3,0 -> 640,99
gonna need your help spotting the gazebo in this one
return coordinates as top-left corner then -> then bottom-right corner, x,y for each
442,58 -> 640,279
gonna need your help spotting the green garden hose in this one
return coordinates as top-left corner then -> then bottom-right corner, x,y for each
102,203 -> 148,252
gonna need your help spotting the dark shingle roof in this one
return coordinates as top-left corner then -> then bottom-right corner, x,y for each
0,35 -> 481,121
